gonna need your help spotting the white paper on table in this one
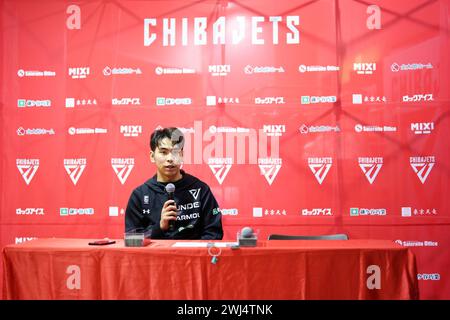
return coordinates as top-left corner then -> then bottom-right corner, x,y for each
172,242 -> 238,248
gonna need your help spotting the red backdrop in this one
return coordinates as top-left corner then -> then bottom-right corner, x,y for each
1,0 -> 449,299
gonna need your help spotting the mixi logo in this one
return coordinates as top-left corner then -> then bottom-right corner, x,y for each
411,122 -> 434,135
353,62 -> 376,75
68,67 -> 90,79
262,124 -> 285,137
308,157 -> 332,184
120,125 -> 142,137
64,158 -> 87,185
358,157 -> 383,184
15,237 -> 38,244
410,156 -> 435,184
208,158 -> 232,185
208,64 -> 230,76
111,158 -> 135,184
258,158 -> 282,185
16,158 -> 39,185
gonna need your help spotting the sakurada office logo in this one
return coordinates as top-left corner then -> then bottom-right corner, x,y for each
358,157 -> 383,184
258,158 -> 282,185
208,158 -> 232,185
64,158 -> 87,185
308,157 -> 332,184
111,158 -> 135,184
16,159 -> 39,185
189,188 -> 201,200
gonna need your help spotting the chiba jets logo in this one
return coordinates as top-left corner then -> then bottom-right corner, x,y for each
410,156 -> 435,184
358,157 -> 383,184
16,159 -> 39,185
64,158 -> 87,185
208,158 -> 232,185
258,158 -> 282,185
308,157 -> 332,184
111,158 -> 135,184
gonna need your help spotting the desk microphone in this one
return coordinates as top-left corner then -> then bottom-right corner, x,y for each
165,183 -> 176,231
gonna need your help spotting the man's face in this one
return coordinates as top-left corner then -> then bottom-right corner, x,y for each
150,137 -> 183,182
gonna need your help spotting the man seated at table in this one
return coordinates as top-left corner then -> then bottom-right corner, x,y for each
125,127 -> 223,240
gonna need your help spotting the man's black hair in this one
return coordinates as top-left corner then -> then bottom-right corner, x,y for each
150,127 -> 184,151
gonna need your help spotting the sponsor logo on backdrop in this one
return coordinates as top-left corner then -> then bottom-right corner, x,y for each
112,98 -> 141,106
390,62 -> 433,72
208,158 -> 232,185
358,157 -> 383,184
354,124 -> 397,133
17,69 -> 56,77
66,98 -> 97,108
352,94 -> 387,104
120,125 -> 142,137
17,99 -> 51,108
209,126 -> 250,134
103,66 -> 142,76
17,127 -> 55,136
353,62 -> 376,75
156,97 -> 192,106
350,208 -> 387,216
111,158 -> 134,184
411,122 -> 434,134
258,158 -> 282,185
402,94 -> 433,102
253,207 -> 287,217
208,65 -> 230,76
401,207 -> 437,217
301,96 -> 336,104
262,125 -> 285,137
16,208 -> 44,215
417,273 -> 440,281
395,239 -> 438,247
68,67 -> 90,79
64,158 -> 87,185
255,97 -> 285,105
15,237 -> 38,244
308,157 -> 332,184
155,66 -> 196,75
16,159 -> 39,185
410,156 -> 435,183
206,96 -> 240,106
299,124 -> 340,134
60,207 -> 94,216
144,16 -> 300,46
109,206 -> 125,216
221,208 -> 239,216
301,208 -> 332,216
244,65 -> 284,74
68,127 -> 107,135
298,65 -> 339,73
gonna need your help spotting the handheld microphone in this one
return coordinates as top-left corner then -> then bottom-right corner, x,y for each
165,183 -> 176,231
